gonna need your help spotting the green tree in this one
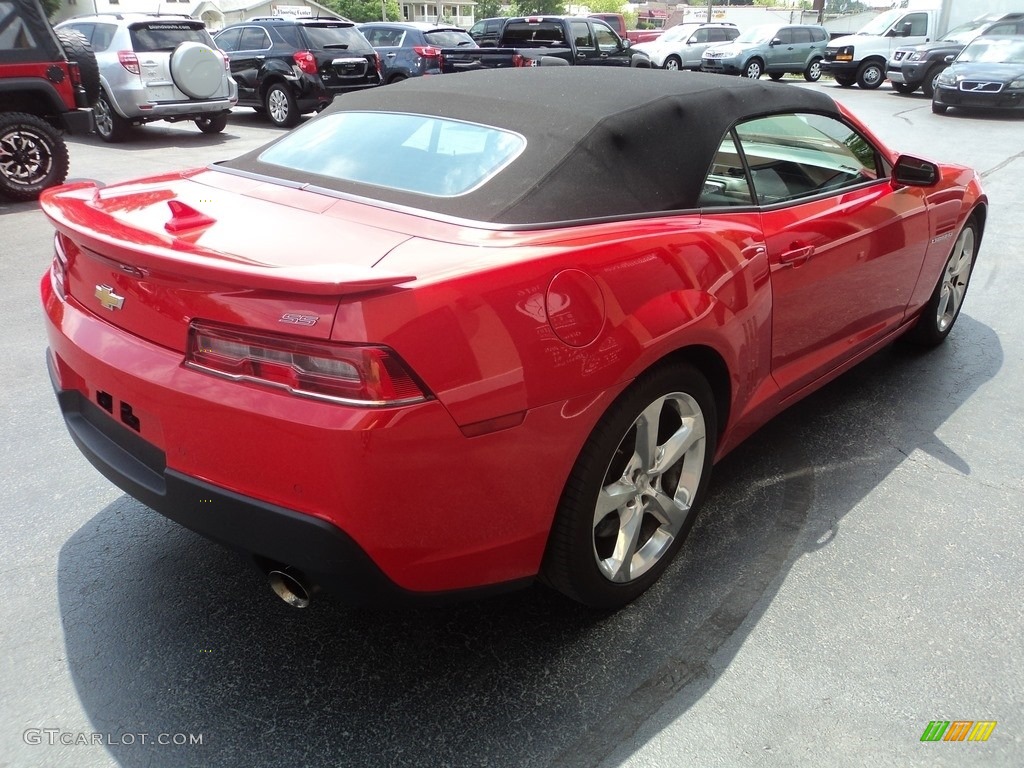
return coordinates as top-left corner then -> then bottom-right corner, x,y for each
41,0 -> 61,20
510,0 -> 566,17
325,0 -> 402,23
474,0 -> 506,20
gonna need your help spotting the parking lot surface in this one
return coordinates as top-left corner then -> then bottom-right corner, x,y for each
1,84 -> 1022,768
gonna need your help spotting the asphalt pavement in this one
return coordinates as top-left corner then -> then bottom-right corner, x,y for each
1,85 -> 1021,768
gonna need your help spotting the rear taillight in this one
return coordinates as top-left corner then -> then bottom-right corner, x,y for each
118,50 -> 140,75
67,61 -> 82,87
51,233 -> 69,300
221,51 -> 230,70
512,54 -> 537,68
293,50 -> 319,75
371,51 -> 382,77
412,45 -> 441,59
186,321 -> 429,407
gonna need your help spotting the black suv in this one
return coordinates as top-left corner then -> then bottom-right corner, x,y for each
888,12 -> 1024,97
214,17 -> 381,128
1,0 -> 96,200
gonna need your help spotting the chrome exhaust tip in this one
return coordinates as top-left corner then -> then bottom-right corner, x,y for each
268,567 -> 313,608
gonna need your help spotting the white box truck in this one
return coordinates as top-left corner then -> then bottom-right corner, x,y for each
821,0 -> 1018,89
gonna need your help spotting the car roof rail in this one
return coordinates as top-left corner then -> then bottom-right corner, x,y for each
245,15 -> 352,23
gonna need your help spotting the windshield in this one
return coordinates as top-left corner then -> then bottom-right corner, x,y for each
941,19 -> 990,44
857,9 -> 903,36
258,112 -> 526,197
659,24 -> 698,43
734,25 -> 776,44
957,37 -> 1024,64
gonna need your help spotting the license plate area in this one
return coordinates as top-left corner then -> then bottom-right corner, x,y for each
331,57 -> 368,78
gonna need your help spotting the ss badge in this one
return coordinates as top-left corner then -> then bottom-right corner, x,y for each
279,313 -> 319,327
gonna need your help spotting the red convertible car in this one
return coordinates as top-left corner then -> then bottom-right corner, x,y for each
40,69 -> 985,610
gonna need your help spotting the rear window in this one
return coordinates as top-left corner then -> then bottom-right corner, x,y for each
129,22 -> 211,52
300,23 -> 369,51
423,29 -> 475,47
257,111 -> 526,197
502,22 -> 567,46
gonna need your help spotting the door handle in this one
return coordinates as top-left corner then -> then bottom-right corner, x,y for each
780,244 -> 815,266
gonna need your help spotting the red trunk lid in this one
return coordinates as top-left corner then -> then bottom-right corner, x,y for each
42,172 -> 414,351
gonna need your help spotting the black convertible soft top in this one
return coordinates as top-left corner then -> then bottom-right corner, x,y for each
222,68 -> 841,226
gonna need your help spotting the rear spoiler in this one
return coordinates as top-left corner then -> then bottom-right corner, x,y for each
40,183 -> 415,296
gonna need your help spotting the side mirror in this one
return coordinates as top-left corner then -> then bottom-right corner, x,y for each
622,38 -> 631,49
901,22 -> 913,37
770,37 -> 782,46
944,54 -> 955,63
893,155 -> 939,187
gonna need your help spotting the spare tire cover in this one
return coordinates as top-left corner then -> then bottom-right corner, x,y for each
169,42 -> 223,100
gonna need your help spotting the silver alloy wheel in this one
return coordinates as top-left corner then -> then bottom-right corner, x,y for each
745,60 -> 761,78
859,63 -> 882,87
267,88 -> 290,124
592,392 -> 706,583
806,60 -> 821,81
94,95 -> 113,138
0,126 -> 52,187
937,225 -> 975,332
665,56 -> 681,71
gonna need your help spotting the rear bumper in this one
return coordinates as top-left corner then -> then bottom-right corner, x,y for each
48,360 -> 526,605
40,272 -> 584,602
60,107 -> 95,135
109,79 -> 238,121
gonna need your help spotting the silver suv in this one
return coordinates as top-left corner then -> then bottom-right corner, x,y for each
701,24 -> 828,81
632,23 -> 740,71
56,13 -> 237,142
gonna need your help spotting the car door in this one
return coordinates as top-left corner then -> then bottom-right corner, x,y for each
732,113 -> 931,397
362,25 -> 405,80
766,27 -> 798,71
678,27 -> 707,68
588,20 -> 634,67
221,25 -> 271,103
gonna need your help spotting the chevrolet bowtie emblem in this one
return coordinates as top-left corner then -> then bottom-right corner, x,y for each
95,284 -> 125,311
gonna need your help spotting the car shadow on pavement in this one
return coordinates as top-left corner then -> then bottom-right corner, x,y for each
56,315 -> 1000,768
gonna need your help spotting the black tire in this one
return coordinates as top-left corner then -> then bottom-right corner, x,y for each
195,112 -> 228,134
56,29 -> 100,104
769,72 -> 784,81
835,74 -> 856,87
904,217 -> 978,347
921,65 -> 944,99
804,58 -> 822,82
387,74 -> 408,84
743,58 -> 763,79
664,55 -> 682,71
264,83 -> 300,128
0,112 -> 69,201
891,82 -> 915,94
93,90 -> 131,143
931,101 -> 948,114
856,60 -> 885,89
541,363 -> 717,609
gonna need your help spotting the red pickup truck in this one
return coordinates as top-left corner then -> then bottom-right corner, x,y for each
589,13 -> 663,44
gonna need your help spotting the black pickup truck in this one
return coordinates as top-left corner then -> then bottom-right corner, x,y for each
440,16 -> 652,73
